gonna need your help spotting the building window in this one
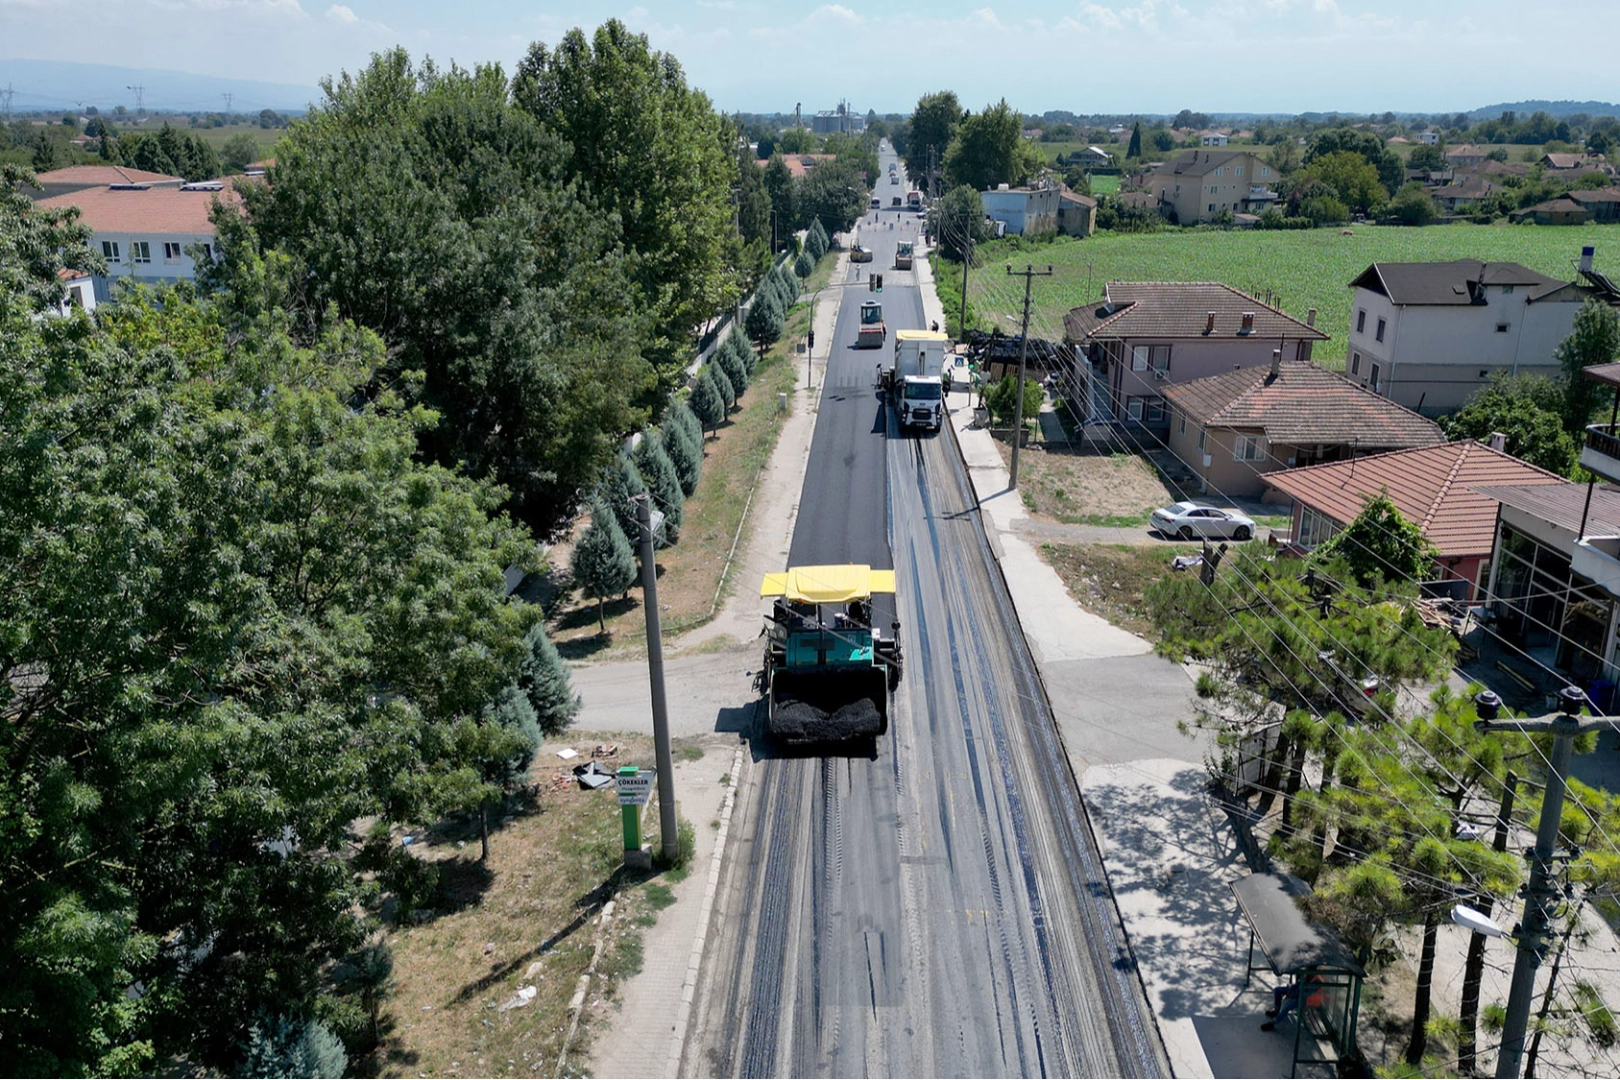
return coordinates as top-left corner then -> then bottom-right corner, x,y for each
102,240 -> 120,263
163,242 -> 183,263
1235,165 -> 1244,177
1208,203 -> 1216,213
1146,398 -> 1166,423
201,243 -> 214,260
1356,309 -> 1366,334
1375,317 -> 1386,343
131,241 -> 151,264
1178,412 -> 1186,436
1127,397 -> 1143,421
1261,166 -> 1270,177
1130,345 -> 1170,372
1503,285 -> 1515,294
1496,322 -> 1510,333
1351,352 -> 1361,376
1297,506 -> 1340,549
1370,363 -> 1382,392
1234,435 -> 1265,462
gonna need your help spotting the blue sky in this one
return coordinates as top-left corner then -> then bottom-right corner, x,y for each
0,0 -> 1602,116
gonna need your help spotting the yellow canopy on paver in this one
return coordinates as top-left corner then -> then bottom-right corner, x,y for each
760,565 -> 896,604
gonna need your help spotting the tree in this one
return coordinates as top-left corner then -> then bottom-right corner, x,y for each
667,398 -> 704,456
714,333 -> 750,396
571,498 -> 638,631
745,289 -> 784,349
117,122 -> 221,180
710,358 -> 737,410
339,941 -> 394,1048
944,99 -> 1043,192
1388,180 -> 1436,225
633,430 -> 683,544
0,164 -> 103,317
471,682 -> 542,859
1126,121 -> 1142,160
806,216 -> 829,259
1268,138 -> 1301,176
1557,298 -> 1620,434
983,375 -> 1044,427
776,125 -> 814,154
221,131 -> 260,172
1316,490 -> 1436,587
29,130 -> 62,172
235,51 -> 648,537
661,412 -> 703,495
519,621 -> 580,735
1408,143 -> 1445,171
513,20 -> 736,393
601,454 -> 648,552
1301,150 -> 1387,214
735,141 -> 771,245
690,367 -> 726,435
933,184 -> 990,262
794,250 -> 815,279
258,108 -> 281,129
762,153 -> 795,248
238,1014 -> 348,1078
903,91 -> 963,190
1440,379 -> 1578,475
797,157 -> 868,236
1150,128 -> 1177,154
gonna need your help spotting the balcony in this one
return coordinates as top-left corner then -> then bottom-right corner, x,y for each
1582,424 -> 1620,482
1573,534 -> 1620,597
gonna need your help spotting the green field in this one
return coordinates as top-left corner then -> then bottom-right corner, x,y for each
963,223 -> 1620,363
1089,174 -> 1120,195
188,124 -> 287,156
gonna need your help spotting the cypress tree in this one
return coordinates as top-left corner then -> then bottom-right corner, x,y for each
518,621 -> 581,735
689,369 -> 726,435
669,398 -> 704,453
710,362 -> 737,410
633,431 -> 684,543
716,336 -> 750,394
571,498 -> 639,631
795,251 -> 815,279
728,326 -> 758,375
662,418 -> 702,496
746,291 -> 783,349
602,453 -> 647,547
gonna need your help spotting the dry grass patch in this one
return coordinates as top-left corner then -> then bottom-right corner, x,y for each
376,732 -> 678,1079
995,442 -> 1178,527
1042,542 -> 1174,639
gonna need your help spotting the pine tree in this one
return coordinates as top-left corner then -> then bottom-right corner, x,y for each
571,498 -> 639,631
668,398 -> 704,454
715,334 -> 750,395
518,621 -> 580,735
728,326 -> 758,375
633,431 -> 684,543
661,417 -> 702,496
475,682 -> 540,859
795,251 -> 815,279
746,290 -> 784,349
690,369 -> 726,435
238,1014 -> 348,1079
710,360 -> 737,410
602,454 -> 647,547
1127,121 -> 1142,160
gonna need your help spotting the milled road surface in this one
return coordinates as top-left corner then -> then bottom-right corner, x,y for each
689,146 -> 1167,1079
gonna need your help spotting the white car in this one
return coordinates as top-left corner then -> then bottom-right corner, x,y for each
1151,502 -> 1257,541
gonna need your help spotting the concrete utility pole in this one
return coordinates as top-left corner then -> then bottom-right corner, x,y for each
958,206 -> 974,336
635,495 -> 680,861
1005,264 -> 1053,488
1476,686 -> 1620,1078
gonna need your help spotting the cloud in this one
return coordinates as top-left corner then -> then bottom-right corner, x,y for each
325,3 -> 356,23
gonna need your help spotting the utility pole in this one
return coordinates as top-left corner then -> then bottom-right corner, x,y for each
1459,768 -> 1515,1076
634,495 -> 680,862
1005,264 -> 1052,488
126,85 -> 145,119
958,206 -> 974,335
221,92 -> 233,114
1476,686 -> 1620,1078
2,84 -> 14,124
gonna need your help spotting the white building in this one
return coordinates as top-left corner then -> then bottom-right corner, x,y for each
1343,258 -> 1600,414
1416,131 -> 1441,146
1200,132 -> 1229,147
36,182 -> 241,303
980,184 -> 1060,236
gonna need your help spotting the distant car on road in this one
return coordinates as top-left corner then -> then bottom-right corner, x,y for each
891,196 -> 902,207
1150,502 -> 1256,541
891,175 -> 899,184
870,196 -> 881,209
850,245 -> 873,263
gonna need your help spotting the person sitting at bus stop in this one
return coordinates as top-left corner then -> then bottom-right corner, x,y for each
1262,974 -> 1324,1031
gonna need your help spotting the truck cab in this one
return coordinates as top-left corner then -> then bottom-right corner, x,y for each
856,300 -> 885,348
886,330 -> 950,432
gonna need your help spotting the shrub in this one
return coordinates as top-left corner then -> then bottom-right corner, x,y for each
661,417 -> 702,496
238,1014 -> 348,1079
689,369 -> 725,435
983,375 -> 1044,426
710,361 -> 737,410
571,498 -> 639,631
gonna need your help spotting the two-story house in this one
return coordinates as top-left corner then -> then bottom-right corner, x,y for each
1148,149 -> 1279,224
1343,258 -> 1600,414
36,182 -> 241,303
1062,281 -> 1327,432
981,184 -> 1059,236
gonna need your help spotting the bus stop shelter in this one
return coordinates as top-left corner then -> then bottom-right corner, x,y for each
1232,872 -> 1365,1078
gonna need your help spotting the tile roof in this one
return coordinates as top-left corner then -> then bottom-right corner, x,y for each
1473,482 -> 1620,537
1150,148 -> 1259,178
1264,441 -> 1565,557
1349,260 -> 1565,305
1570,187 -> 1620,204
1063,281 -> 1328,342
1160,361 -> 1444,448
35,184 -> 242,235
33,164 -> 184,186
1543,153 -> 1596,169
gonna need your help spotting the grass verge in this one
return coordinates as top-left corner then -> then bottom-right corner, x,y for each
1042,542 -> 1172,640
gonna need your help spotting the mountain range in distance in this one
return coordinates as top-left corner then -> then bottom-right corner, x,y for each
0,58 -> 319,115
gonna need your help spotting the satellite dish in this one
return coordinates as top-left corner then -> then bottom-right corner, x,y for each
1451,904 -> 1506,938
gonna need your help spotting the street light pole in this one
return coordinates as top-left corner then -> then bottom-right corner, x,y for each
1476,686 -> 1620,1078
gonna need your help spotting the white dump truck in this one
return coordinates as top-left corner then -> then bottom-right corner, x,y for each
881,329 -> 949,432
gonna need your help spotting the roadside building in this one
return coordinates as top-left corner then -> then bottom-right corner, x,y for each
981,184 -> 1059,237
1159,356 -> 1442,498
1147,149 -> 1279,224
1057,189 -> 1097,237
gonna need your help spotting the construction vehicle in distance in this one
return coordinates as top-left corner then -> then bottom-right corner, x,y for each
880,329 -> 949,432
759,565 -> 902,741
856,300 -> 886,348
893,239 -> 914,270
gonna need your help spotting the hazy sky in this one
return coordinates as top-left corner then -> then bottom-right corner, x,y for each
0,0 -> 1603,116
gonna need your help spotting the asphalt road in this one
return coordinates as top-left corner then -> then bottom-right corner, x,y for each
691,145 -> 1167,1078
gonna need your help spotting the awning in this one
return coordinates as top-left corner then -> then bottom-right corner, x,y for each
1231,872 -> 1366,978
760,565 -> 897,603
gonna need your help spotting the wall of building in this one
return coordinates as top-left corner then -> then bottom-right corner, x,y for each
90,228 -> 214,301
1149,153 -> 1275,224
1165,415 -> 1276,498
982,188 -> 1059,236
1113,338 -> 1311,416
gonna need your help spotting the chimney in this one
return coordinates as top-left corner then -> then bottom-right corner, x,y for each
1489,431 -> 1507,453
1306,307 -> 1317,328
1270,348 -> 1282,377
1205,311 -> 1216,335
1240,311 -> 1255,335
1581,246 -> 1596,274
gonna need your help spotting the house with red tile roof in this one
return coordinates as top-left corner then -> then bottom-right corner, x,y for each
35,183 -> 242,302
28,164 -> 185,201
1262,440 -> 1566,599
1063,281 -> 1328,432
1158,356 -> 1443,498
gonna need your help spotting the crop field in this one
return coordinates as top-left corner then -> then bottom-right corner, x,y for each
1089,174 -> 1120,195
964,223 -> 1620,363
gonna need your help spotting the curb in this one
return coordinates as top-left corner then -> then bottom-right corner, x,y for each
665,743 -> 746,1077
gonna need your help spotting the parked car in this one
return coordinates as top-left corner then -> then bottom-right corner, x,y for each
1150,502 -> 1256,541
850,245 -> 873,263
891,196 -> 902,207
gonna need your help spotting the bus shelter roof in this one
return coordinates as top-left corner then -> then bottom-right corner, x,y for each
1231,872 -> 1366,978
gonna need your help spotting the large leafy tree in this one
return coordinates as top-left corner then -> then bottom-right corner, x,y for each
735,140 -> 772,245
0,163 -> 103,317
903,91 -> 962,192
1316,490 -> 1436,587
933,184 -> 990,262
1557,298 -> 1620,434
233,51 -> 648,536
1440,379 -> 1578,475
761,154 -> 796,249
514,20 -> 738,392
797,157 -> 869,236
1300,150 -> 1387,215
944,99 -> 1044,192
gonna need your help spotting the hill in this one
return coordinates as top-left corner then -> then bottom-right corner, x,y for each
0,57 -> 317,114
1467,100 -> 1620,120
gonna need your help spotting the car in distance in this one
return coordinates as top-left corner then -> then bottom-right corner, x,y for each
891,174 -> 900,184
850,245 -> 873,263
1150,502 -> 1257,541
870,196 -> 881,209
891,196 -> 902,207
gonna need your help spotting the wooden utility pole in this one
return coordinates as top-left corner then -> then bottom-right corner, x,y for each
1005,264 -> 1052,488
